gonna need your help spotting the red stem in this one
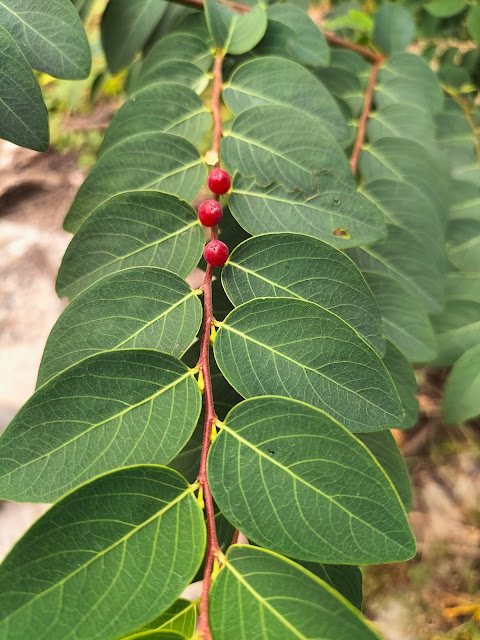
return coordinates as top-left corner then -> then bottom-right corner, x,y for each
350,59 -> 382,177
195,49 -> 225,640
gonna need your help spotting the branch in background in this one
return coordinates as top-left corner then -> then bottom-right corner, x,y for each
195,48 -> 225,640
350,59 -> 382,176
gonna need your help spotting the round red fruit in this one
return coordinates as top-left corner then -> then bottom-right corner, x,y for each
208,169 -> 231,195
198,200 -> 223,227
203,240 -> 229,267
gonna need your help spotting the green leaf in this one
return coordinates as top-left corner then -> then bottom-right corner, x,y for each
436,98 -> 478,183
57,191 -> 205,299
446,270 -> 480,303
223,56 -> 348,144
0,25 -> 48,151
228,174 -> 385,249
0,0 -> 91,79
222,105 -> 352,198
467,4 -> 480,43
99,83 -> 211,156
255,3 -> 329,67
363,272 -> 437,363
367,104 -> 436,151
356,430 -> 412,511
208,397 -> 414,564
373,2 -> 415,54
382,340 -> 419,430
348,223 -> 445,314
443,344 -> 480,423
205,0 -> 267,55
38,267 -> 202,386
210,546 -> 381,639
297,562 -> 363,610
375,53 -> 444,114
447,219 -> 480,272
122,632 -> 186,640
450,180 -> 480,220
122,599 -> 196,638
0,466 -> 205,640
325,9 -> 373,34
63,134 -> 207,233
214,298 -> 403,432
134,60 -> 208,94
0,350 -> 201,502
425,0 -> 468,18
431,300 -> 480,366
222,232 -> 384,355
101,0 -> 167,74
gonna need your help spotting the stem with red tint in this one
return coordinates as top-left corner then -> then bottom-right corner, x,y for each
196,48 -> 225,640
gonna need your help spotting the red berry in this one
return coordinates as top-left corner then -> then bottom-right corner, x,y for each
198,200 -> 223,227
203,240 -> 229,267
208,169 -> 231,195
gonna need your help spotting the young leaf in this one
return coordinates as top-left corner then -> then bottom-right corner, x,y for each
373,3 -> 415,54
222,105 -> 352,198
99,83 -> 212,155
297,562 -> 363,610
0,466 -> 205,640
431,300 -> 480,366
208,397 -> 414,564
356,430 -> 412,511
214,298 -> 403,432
38,267 -> 202,386
228,174 -> 386,248
63,133 -> 207,233
223,56 -> 348,143
57,191 -> 204,299
0,0 -> 91,79
222,232 -> 384,355
204,0 -> 267,55
209,545 -> 384,638
443,344 -> 480,424
121,599 -> 196,638
0,350 -> 201,502
0,25 -> 48,151
101,0 -> 168,74
255,3 -> 329,67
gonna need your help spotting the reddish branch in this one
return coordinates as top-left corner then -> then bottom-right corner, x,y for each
350,59 -> 382,177
195,49 -> 225,640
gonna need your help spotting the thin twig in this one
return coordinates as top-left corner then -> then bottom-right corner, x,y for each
195,48 -> 225,640
350,59 -> 382,176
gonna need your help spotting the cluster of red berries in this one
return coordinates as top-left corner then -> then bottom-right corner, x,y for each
200,169 -> 230,267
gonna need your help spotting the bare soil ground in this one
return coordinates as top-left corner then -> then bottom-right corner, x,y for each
0,140 -> 479,640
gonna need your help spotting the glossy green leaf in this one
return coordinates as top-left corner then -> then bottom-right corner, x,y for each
297,562 -> 363,610
0,25 -> 48,151
205,0 -> 267,55
431,300 -> 480,366
0,466 -> 205,640
57,191 -> 205,299
223,56 -> 348,143
373,2 -> 415,54
0,0 -> 91,78
38,267 -> 202,386
425,0 -> 468,18
101,0 -> 167,74
447,219 -> 480,272
222,232 -> 384,355
63,133 -> 206,233
134,60 -> 208,94
123,599 -> 196,638
443,344 -> 480,424
357,430 -> 412,511
382,339 -> 419,430
100,83 -> 211,155
363,272 -> 437,363
210,546 -> 381,640
255,3 -> 329,66
467,4 -> 480,43
348,223 -> 444,314
375,53 -> 444,114
228,174 -> 386,248
214,298 -> 403,432
223,105 -> 352,198
0,350 -> 201,502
